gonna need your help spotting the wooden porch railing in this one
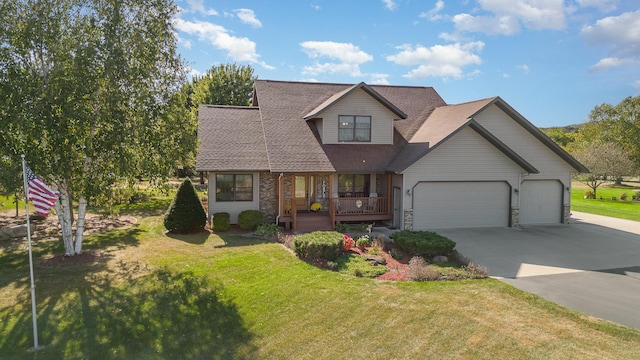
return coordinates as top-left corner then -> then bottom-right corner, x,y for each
330,197 -> 388,216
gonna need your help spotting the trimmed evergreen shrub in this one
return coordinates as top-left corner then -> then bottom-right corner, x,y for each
392,230 -> 456,258
255,223 -> 283,236
238,210 -> 264,230
163,179 -> 207,234
293,231 -> 343,261
211,212 -> 230,232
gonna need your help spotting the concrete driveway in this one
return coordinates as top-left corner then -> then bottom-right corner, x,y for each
435,212 -> 640,329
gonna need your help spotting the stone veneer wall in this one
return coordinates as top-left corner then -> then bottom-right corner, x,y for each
403,209 -> 413,230
510,207 -> 519,227
259,172 -> 277,223
563,205 -> 571,224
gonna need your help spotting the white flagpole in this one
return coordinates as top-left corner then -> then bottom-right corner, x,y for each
21,154 -> 43,352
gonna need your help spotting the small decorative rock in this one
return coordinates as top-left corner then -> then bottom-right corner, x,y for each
0,224 -> 36,239
432,255 -> 448,263
364,254 -> 386,266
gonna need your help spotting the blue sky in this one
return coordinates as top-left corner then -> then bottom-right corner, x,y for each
174,0 -> 640,127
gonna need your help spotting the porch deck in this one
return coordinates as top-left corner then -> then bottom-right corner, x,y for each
280,196 -> 391,231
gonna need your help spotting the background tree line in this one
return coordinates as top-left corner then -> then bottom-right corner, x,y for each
542,95 -> 640,197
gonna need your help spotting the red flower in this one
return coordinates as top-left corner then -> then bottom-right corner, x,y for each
343,234 -> 354,251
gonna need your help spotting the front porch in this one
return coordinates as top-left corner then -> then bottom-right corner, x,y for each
277,173 -> 393,231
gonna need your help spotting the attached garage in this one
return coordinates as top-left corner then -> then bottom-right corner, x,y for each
413,181 -> 511,229
519,180 -> 563,225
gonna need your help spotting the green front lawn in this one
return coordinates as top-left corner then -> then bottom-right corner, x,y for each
571,181 -> 640,221
2,197 -> 640,359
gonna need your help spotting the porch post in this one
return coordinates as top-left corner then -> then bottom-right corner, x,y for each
387,174 -> 392,215
328,174 -> 335,228
291,174 -> 297,231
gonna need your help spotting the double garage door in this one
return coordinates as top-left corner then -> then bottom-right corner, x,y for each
412,180 -> 562,230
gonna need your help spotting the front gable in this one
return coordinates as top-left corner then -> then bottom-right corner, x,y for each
304,83 -> 407,145
472,102 -> 588,175
311,88 -> 400,145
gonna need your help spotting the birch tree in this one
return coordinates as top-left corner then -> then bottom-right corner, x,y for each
0,0 -> 192,255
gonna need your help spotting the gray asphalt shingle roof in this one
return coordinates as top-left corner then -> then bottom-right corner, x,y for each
196,80 -> 587,174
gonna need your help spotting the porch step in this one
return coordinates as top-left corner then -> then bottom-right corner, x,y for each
295,212 -> 333,232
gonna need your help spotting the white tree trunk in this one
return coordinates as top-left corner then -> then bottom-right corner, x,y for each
56,188 -> 75,256
74,197 -> 87,254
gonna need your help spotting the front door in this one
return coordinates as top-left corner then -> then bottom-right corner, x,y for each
294,175 -> 316,212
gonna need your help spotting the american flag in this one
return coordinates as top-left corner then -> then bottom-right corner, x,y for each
25,165 -> 60,217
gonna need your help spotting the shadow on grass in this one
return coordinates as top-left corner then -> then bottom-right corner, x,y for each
83,226 -> 144,250
0,265 -> 256,359
165,230 -> 211,245
214,233 -> 271,248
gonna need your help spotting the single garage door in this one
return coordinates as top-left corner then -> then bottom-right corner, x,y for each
413,182 -> 510,229
520,180 -> 562,224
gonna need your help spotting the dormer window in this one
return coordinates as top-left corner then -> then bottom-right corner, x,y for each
339,115 -> 371,142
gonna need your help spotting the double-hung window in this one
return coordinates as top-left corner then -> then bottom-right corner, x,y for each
339,115 -> 371,142
216,174 -> 253,201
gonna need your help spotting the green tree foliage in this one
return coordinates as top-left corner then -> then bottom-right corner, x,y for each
573,96 -> 640,174
190,63 -> 256,107
164,179 -> 207,233
540,127 -> 578,149
173,63 -> 256,173
573,142 -> 636,198
0,0 -> 191,255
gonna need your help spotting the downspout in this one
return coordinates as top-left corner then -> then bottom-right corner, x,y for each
275,173 -> 283,224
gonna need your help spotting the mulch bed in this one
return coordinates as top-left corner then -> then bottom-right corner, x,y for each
40,250 -> 108,267
350,245 -> 411,281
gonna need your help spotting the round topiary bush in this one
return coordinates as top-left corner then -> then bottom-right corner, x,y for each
164,179 -> 207,234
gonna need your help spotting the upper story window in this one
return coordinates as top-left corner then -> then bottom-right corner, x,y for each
338,115 -> 371,142
216,174 -> 253,202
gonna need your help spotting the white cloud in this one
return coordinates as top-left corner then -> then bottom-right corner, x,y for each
575,0 -> 617,12
452,0 -> 566,35
174,19 -> 274,70
382,0 -> 397,10
582,11 -> 640,56
300,41 -> 373,77
369,73 -> 390,85
183,0 -> 218,15
419,0 -> 445,21
234,8 -> 262,28
582,11 -> 640,71
516,64 -> 530,74
386,42 -> 484,80
588,57 -> 635,72
453,13 -> 520,35
633,80 -> 640,90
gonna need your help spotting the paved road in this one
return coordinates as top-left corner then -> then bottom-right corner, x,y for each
435,212 -> 640,329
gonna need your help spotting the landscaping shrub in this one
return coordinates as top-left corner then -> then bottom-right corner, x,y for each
211,212 -> 230,232
163,179 -> 207,234
334,223 -> 369,233
407,256 -> 440,281
293,231 -> 343,261
392,230 -> 456,258
255,223 -> 283,236
335,254 -> 388,278
238,210 -> 264,230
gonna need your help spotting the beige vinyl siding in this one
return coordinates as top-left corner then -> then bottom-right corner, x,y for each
473,105 -> 574,181
319,88 -> 395,144
208,172 -> 261,224
402,126 -> 523,209
473,104 -> 574,206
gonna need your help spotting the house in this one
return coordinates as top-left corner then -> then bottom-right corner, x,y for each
196,80 -> 588,231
